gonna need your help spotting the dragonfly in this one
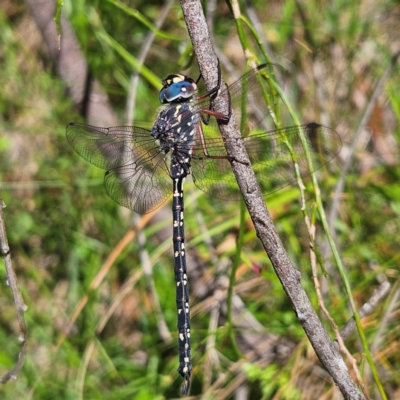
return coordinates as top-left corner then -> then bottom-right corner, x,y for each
66,63 -> 341,395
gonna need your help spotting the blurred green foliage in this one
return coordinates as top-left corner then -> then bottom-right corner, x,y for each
0,0 -> 399,399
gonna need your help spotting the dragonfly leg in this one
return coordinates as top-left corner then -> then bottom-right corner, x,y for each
195,58 -> 222,98
200,107 -> 230,123
195,124 -> 249,166
197,59 -> 232,124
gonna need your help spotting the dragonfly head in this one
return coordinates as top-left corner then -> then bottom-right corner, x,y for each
159,74 -> 197,104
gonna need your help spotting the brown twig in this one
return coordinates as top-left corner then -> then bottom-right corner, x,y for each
0,197 -> 28,383
339,281 -> 391,342
179,0 -> 364,398
305,212 -> 369,398
25,0 -> 118,126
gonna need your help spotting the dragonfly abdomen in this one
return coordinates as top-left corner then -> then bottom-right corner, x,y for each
171,174 -> 192,394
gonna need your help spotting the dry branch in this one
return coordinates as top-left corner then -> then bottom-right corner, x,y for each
179,0 -> 365,398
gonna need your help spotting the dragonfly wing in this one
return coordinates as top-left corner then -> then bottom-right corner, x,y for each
190,134 -> 240,200
66,123 -> 172,214
192,64 -> 285,140
66,123 -> 155,169
191,123 -> 342,200
246,123 -> 342,195
226,64 -> 285,133
104,160 -> 171,214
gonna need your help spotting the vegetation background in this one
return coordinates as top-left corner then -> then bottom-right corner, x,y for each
0,0 -> 399,399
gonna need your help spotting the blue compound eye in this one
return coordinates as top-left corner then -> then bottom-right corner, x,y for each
159,80 -> 196,104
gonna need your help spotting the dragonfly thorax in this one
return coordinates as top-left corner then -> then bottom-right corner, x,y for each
152,103 -> 198,146
151,102 -> 198,178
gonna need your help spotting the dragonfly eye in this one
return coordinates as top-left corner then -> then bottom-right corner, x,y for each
159,77 -> 197,104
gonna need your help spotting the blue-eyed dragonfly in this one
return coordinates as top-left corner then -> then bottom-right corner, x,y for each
66,63 -> 341,395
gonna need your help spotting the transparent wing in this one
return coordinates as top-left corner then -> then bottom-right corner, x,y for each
191,123 -> 342,200
66,66 -> 341,210
192,63 -> 285,140
66,123 -> 171,214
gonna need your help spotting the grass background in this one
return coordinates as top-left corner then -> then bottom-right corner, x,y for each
0,0 -> 399,399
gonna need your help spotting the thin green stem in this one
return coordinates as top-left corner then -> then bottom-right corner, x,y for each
54,0 -> 63,49
107,0 -> 182,41
226,200 -> 246,359
317,195 -> 387,400
90,9 -> 160,88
